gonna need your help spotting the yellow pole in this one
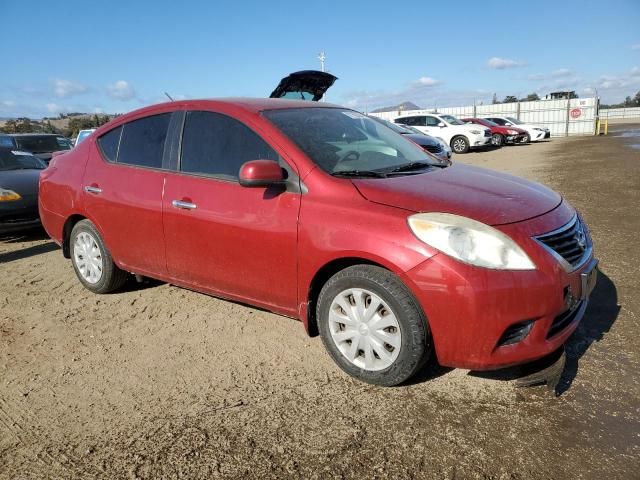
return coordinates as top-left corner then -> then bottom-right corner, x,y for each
604,119 -> 608,135
596,118 -> 601,135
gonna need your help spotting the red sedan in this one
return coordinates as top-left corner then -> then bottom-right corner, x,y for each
462,117 -> 528,146
39,99 -> 597,386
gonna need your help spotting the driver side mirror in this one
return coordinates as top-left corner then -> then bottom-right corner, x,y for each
438,122 -> 446,128
239,160 -> 286,187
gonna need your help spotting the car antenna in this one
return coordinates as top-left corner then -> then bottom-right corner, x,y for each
164,92 -> 174,101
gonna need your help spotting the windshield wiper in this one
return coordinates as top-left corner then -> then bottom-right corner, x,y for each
331,170 -> 387,178
386,161 -> 434,174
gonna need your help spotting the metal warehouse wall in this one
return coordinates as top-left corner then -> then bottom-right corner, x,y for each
599,107 -> 640,120
370,97 -> 598,137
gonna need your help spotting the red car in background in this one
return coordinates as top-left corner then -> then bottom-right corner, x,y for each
463,117 -> 528,146
39,99 -> 597,386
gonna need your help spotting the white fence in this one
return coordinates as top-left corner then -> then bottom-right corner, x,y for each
370,97 -> 598,137
599,107 -> 640,120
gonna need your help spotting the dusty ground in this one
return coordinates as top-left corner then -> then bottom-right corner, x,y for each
1,127 -> 639,479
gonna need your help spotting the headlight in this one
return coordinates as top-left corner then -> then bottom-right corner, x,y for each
469,129 -> 482,135
0,188 -> 21,202
533,128 -> 544,131
407,212 -> 536,270
507,129 -> 518,135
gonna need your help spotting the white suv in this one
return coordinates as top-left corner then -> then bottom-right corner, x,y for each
394,113 -> 491,154
482,116 -> 550,142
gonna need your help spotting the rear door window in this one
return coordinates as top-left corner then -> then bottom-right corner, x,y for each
426,116 -> 440,127
97,126 -> 122,162
117,113 -> 171,169
180,111 -> 279,180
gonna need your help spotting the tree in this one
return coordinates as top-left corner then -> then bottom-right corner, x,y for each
503,95 -> 518,103
521,93 -> 540,102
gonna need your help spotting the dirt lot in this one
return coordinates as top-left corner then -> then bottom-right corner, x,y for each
1,127 -> 639,479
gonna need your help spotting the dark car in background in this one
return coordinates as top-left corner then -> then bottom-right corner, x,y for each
0,134 -> 72,163
462,117 -> 528,146
0,147 -> 47,234
369,117 -> 451,164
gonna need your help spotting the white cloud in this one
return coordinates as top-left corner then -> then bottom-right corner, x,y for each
413,76 -> 440,87
551,68 -> 573,78
107,80 -> 135,101
528,69 -> 574,82
53,79 -> 88,98
45,103 -> 73,114
487,57 -> 526,69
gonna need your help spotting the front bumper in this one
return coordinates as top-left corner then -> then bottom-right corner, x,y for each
470,134 -> 492,148
507,134 -> 528,144
401,206 -> 596,370
0,201 -> 41,234
530,130 -> 547,141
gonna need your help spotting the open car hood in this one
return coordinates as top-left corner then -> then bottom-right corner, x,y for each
270,70 -> 338,101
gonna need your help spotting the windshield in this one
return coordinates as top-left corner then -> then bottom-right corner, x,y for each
505,117 -> 523,125
15,135 -> 72,153
0,150 -> 46,171
440,115 -> 465,126
263,108 -> 440,175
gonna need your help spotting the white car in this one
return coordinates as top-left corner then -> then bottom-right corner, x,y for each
393,113 -> 491,154
482,116 -> 550,142
75,128 -> 96,146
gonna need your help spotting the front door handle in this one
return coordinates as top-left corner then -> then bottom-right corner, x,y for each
172,199 -> 197,210
84,185 -> 102,194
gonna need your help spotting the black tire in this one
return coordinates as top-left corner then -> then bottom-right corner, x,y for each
522,133 -> 531,143
450,135 -> 470,154
491,133 -> 504,147
70,219 -> 128,294
317,265 -> 431,386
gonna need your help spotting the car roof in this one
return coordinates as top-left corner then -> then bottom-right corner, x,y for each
127,98 -> 344,116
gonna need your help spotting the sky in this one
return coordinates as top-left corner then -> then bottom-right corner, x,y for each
1,0 -> 639,118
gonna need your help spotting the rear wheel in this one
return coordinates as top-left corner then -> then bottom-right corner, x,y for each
70,220 -> 128,293
317,265 -> 431,386
491,133 -> 504,147
451,136 -> 470,154
522,133 -> 531,143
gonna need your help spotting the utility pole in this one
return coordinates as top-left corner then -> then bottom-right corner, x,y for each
318,51 -> 326,72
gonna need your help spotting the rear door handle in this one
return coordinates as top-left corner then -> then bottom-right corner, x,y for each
84,186 -> 102,194
172,199 -> 197,210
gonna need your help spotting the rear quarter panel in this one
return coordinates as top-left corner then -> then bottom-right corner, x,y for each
39,141 -> 90,242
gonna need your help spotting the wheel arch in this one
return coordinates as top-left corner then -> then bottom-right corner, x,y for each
304,256 -> 396,337
62,214 -> 88,258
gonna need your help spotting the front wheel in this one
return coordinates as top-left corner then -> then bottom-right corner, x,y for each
70,220 -> 129,293
522,133 -> 531,143
317,265 -> 431,386
451,136 -> 470,154
491,133 -> 504,147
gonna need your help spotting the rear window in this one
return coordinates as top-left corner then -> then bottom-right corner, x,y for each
117,114 -> 171,169
97,126 -> 122,162
15,135 -> 71,153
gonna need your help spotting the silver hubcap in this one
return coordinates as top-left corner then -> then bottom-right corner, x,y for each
73,232 -> 103,284
453,139 -> 466,152
328,288 -> 401,371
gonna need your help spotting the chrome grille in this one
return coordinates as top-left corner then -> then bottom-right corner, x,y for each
535,215 -> 591,270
